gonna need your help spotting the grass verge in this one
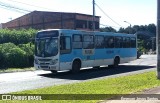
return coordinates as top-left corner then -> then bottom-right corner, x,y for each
1,71 -> 160,103
0,67 -> 35,73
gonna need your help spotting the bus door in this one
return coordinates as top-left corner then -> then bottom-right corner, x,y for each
82,35 -> 95,67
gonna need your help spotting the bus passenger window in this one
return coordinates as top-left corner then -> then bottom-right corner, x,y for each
130,37 -> 136,48
73,34 -> 82,49
60,36 -> 71,54
83,35 -> 94,49
105,36 -> 115,48
123,37 -> 130,48
95,35 -> 104,48
115,36 -> 123,48
126,37 -> 130,48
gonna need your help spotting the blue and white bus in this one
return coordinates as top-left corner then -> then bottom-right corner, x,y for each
34,29 -> 137,73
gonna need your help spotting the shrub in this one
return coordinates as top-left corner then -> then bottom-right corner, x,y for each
18,43 -> 35,66
0,28 -> 37,45
0,43 -> 18,68
5,48 -> 29,68
0,29 -> 37,68
0,43 -> 32,68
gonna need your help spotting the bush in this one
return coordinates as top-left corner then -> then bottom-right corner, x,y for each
0,43 -> 34,68
18,43 -> 35,66
0,28 -> 37,45
0,29 -> 37,68
5,48 -> 29,68
0,43 -> 18,68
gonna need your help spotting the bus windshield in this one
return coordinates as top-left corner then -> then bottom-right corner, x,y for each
35,38 -> 58,57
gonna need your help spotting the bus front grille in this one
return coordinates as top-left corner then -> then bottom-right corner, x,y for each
40,63 -> 50,65
38,59 -> 52,62
40,66 -> 49,68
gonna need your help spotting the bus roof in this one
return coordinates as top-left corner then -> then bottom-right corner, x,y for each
37,29 -> 136,37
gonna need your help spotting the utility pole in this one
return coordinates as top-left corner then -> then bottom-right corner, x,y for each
92,0 -> 95,31
157,0 -> 160,79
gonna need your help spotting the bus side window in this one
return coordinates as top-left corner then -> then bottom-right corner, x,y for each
115,36 -> 123,48
126,37 -> 130,48
123,37 -> 130,48
72,34 -> 82,49
105,36 -> 115,48
123,37 -> 126,48
83,35 -> 94,49
60,36 -> 71,54
95,35 -> 104,48
130,37 -> 136,48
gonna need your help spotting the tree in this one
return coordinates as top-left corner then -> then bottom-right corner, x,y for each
100,26 -> 117,32
147,24 -> 156,36
118,24 -> 156,52
138,39 -> 147,53
118,27 -> 126,33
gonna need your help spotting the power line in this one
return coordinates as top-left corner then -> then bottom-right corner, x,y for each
0,1 -> 31,13
0,4 -> 26,14
95,2 -> 123,27
100,24 -> 120,29
6,0 -> 56,11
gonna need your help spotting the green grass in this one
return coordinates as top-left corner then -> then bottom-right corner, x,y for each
0,67 -> 35,73
1,71 -> 160,103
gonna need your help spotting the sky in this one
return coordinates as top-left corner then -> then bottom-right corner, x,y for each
0,0 -> 157,29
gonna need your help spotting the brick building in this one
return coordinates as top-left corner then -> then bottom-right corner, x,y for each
2,11 -> 100,31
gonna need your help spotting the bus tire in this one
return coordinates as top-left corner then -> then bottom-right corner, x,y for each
108,65 -> 114,68
51,70 -> 57,74
71,60 -> 81,73
108,57 -> 120,68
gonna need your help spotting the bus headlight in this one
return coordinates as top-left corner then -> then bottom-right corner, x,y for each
34,58 -> 39,64
50,59 -> 58,65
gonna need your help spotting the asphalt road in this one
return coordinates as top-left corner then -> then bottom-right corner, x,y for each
0,55 -> 156,94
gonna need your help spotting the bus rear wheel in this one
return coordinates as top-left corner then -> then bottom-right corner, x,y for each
108,57 -> 120,68
71,60 -> 81,73
51,70 -> 57,74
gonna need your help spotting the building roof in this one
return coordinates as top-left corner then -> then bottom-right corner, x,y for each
4,11 -> 100,23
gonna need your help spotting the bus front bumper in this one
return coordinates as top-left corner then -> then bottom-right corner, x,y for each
34,63 -> 59,71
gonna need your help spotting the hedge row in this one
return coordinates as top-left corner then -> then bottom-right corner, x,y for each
0,43 -> 34,68
0,29 -> 38,68
0,29 -> 37,45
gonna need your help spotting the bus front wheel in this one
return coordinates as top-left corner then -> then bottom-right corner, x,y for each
71,60 -> 81,73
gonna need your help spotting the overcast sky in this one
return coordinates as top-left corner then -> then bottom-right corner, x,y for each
0,0 -> 156,29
